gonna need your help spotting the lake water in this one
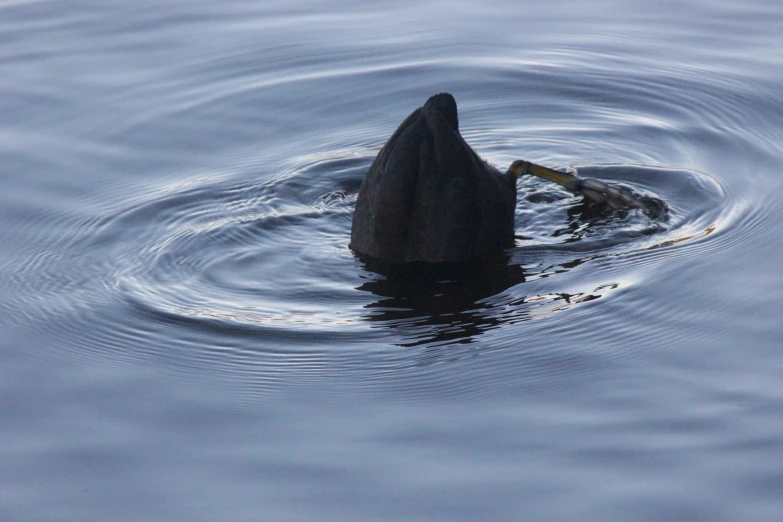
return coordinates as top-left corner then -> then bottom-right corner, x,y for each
2,0 -> 783,520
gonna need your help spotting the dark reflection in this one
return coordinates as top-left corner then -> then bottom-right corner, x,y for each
356,254 -> 525,347
549,199 -> 666,243
355,252 -> 611,348
550,203 -> 632,243
571,195 -> 666,221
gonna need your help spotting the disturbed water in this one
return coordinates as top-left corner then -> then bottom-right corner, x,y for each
2,0 -> 783,520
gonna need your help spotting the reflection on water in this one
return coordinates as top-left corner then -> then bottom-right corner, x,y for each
356,246 -> 619,347
356,256 -> 527,346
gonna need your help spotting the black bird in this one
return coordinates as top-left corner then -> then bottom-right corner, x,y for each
350,93 -> 662,263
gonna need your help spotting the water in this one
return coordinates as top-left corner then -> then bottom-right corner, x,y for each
2,0 -> 783,520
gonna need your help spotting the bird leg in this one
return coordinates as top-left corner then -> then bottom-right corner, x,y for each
508,159 -> 665,217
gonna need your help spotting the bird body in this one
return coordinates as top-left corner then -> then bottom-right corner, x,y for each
350,93 -> 517,263
350,93 -> 664,264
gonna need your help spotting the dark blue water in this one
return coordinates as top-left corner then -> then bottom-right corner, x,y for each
2,0 -> 783,520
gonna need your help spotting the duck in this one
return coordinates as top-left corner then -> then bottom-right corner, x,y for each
350,93 -> 661,263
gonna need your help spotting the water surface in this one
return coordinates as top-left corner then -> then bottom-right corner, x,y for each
2,0 -> 783,520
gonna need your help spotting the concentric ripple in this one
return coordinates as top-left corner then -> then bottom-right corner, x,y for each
3,24 -> 780,388
98,153 -> 368,339
1,140 -> 736,376
53,149 -> 723,363
4,2 -> 783,519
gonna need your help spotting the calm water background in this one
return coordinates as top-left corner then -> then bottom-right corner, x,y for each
2,0 -> 783,520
